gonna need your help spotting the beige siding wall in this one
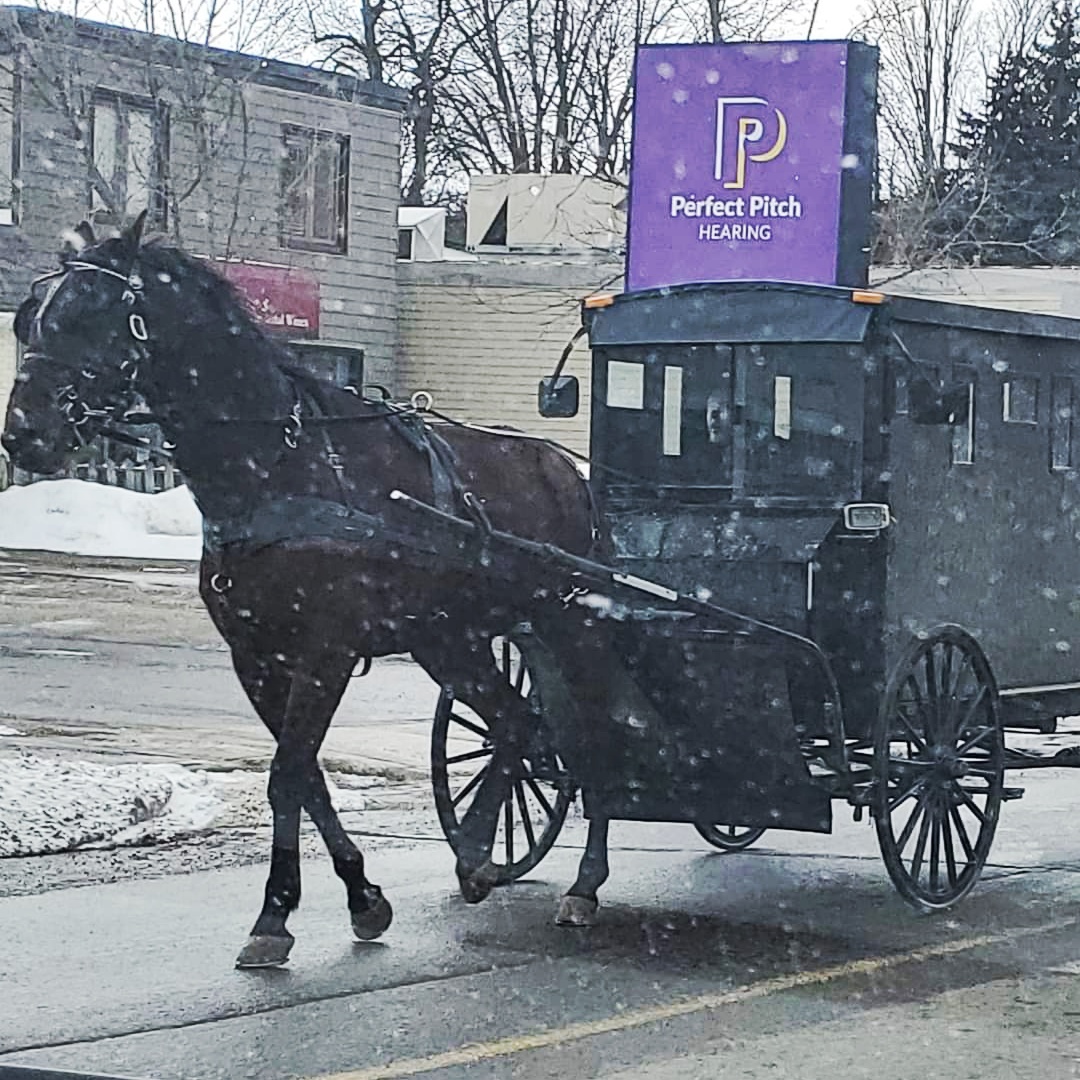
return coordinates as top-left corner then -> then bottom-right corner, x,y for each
396,277 -> 608,456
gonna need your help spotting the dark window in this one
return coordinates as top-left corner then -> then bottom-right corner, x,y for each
1003,375 -> 1038,424
91,91 -> 168,228
1052,376 -> 1073,470
281,126 -> 349,254
397,227 -> 414,260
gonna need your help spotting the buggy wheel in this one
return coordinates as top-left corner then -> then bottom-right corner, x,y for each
695,823 -> 767,851
873,625 -> 1004,911
431,637 -> 573,884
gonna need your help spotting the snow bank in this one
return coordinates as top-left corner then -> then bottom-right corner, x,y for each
0,754 -> 224,856
0,752 -> 370,857
0,479 -> 202,560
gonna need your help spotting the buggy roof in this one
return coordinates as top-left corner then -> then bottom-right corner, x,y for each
584,280 -> 1080,346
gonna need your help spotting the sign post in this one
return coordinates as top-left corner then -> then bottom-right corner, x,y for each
626,41 -> 878,291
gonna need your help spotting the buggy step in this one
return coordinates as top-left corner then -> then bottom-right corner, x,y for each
1003,786 -> 1025,801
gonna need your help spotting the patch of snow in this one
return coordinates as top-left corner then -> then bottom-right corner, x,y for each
0,480 -> 202,560
0,725 -> 21,737
0,756 -> 368,856
0,754 -> 224,856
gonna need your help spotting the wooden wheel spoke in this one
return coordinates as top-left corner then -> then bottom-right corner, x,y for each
949,804 -> 977,861
503,796 -> 514,865
525,776 -> 556,819
955,785 -> 989,825
451,765 -> 488,809
903,674 -> 931,739
893,704 -> 930,755
941,809 -> 959,888
922,650 -> 940,737
955,685 -> 991,743
955,724 -> 997,757
894,790 -> 928,853
515,782 -> 537,851
909,805 -> 933,882
447,747 -> 492,766
887,775 -> 927,814
942,651 -> 969,736
929,794 -> 942,894
449,712 -> 489,739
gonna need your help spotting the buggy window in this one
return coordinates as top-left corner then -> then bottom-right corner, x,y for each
1052,376 -> 1074,470
741,343 -> 863,499
1003,376 -> 1038,425
951,364 -> 976,466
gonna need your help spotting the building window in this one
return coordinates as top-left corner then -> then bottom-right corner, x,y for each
91,91 -> 167,228
397,227 -> 414,260
281,126 -> 349,254
0,63 -> 19,226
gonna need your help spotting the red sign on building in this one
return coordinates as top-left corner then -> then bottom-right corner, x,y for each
212,260 -> 321,338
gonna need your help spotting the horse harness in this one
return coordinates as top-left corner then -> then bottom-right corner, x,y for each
29,255 -> 495,546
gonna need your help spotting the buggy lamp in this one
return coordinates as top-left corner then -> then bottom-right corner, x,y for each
843,502 -> 893,531
584,293 -> 615,309
851,289 -> 885,304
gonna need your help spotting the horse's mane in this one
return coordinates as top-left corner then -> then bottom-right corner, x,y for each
131,240 -> 294,362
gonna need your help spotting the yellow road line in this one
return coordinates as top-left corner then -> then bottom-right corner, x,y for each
310,917 -> 1078,1080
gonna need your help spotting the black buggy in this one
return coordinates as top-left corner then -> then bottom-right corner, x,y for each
431,279 -> 1080,912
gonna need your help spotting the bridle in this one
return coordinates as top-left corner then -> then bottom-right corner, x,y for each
24,259 -> 152,450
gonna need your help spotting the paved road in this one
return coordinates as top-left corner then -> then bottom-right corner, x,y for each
6,550 -> 1080,1078
0,548 -> 441,776
4,791 -> 1080,1080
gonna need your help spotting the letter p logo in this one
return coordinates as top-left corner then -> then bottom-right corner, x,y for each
715,97 -> 788,189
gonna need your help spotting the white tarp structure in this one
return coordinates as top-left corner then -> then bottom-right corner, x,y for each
397,206 -> 476,262
466,174 -> 626,252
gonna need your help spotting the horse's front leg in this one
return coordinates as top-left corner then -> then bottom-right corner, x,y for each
556,815 -> 609,927
234,648 -> 391,968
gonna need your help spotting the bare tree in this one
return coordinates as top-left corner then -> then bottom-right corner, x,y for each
854,0 -> 978,195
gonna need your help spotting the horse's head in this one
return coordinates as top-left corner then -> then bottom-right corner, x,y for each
2,214 -> 149,474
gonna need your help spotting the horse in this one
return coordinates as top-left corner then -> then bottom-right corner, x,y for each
2,213 -> 617,967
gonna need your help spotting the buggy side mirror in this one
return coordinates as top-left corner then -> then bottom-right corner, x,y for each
539,375 -> 579,418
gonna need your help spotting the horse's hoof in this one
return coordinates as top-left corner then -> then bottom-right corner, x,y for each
457,860 -> 500,904
556,894 -> 598,927
235,933 -> 294,968
352,891 -> 393,941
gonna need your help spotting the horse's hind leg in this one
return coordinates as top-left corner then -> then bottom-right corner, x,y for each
413,635 -> 526,904
557,815 -> 609,927
232,650 -> 391,967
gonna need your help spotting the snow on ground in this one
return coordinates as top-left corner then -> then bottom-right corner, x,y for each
0,479 -> 202,560
0,753 -> 369,857
0,754 -> 224,856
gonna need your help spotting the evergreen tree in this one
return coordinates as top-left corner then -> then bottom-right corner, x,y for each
945,4 -> 1080,265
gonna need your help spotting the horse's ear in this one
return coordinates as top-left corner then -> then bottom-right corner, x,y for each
59,220 -> 96,262
122,210 -> 148,262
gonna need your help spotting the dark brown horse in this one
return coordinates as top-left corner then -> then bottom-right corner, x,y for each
2,214 -> 605,967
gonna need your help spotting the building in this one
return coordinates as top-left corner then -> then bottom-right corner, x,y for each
0,5 -> 406,446
395,176 -> 625,456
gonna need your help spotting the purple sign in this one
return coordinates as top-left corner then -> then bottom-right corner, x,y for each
627,42 -> 856,291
